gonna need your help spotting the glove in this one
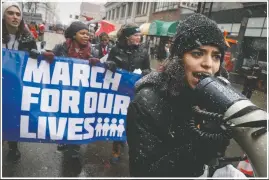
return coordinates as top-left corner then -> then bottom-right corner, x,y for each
104,61 -> 117,72
42,51 -> 54,63
141,69 -> 151,76
194,120 -> 231,164
29,49 -> 41,59
88,58 -> 100,66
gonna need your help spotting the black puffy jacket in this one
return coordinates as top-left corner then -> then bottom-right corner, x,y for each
107,44 -> 150,72
126,59 -> 230,177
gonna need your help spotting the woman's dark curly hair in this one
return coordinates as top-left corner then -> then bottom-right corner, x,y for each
2,18 -> 28,44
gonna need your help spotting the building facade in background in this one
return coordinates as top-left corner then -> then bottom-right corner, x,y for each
105,2 -> 151,26
104,2 -> 197,25
104,2 -> 267,76
18,2 -> 58,24
188,2 -> 267,74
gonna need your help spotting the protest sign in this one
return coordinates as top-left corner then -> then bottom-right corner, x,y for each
2,49 -> 141,144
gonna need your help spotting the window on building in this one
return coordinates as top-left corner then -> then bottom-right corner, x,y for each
136,2 -> 143,15
127,2 -> 133,17
108,11 -> 111,20
154,2 -> 178,12
69,14 -> 72,18
121,4 -> 126,18
75,15 -> 79,19
153,2 -> 157,12
142,2 -> 145,14
116,7 -> 120,18
112,9 -> 115,20
143,2 -> 149,14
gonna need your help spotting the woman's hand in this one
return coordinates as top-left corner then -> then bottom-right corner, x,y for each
88,58 -> 100,66
42,51 -> 55,63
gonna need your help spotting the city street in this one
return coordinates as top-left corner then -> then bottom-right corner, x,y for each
2,32 -> 267,177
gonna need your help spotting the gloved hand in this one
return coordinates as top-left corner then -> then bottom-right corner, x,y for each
42,51 -> 54,63
88,58 -> 100,66
29,49 -> 41,59
141,69 -> 151,76
194,120 -> 232,164
104,61 -> 117,72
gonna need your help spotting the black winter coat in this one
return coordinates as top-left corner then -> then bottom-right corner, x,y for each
52,42 -> 69,57
92,43 -> 113,59
126,70 -> 230,177
2,30 -> 37,52
107,44 -> 150,72
18,32 -> 37,51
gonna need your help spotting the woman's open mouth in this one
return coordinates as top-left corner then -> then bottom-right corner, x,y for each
192,72 -> 211,81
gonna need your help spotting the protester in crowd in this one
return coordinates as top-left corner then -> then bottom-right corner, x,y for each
164,39 -> 172,58
242,63 -> 262,98
92,32 -> 113,59
156,37 -> 168,61
2,2 -> 54,161
55,23 -> 65,34
149,37 -> 155,58
51,21 -> 100,159
89,30 -> 95,43
126,13 -> 232,177
104,23 -> 151,164
38,22 -> 45,41
28,21 -> 38,40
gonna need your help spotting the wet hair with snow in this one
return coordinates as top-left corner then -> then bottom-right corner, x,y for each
170,13 -> 225,62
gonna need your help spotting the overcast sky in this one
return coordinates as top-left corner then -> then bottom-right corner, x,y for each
56,1 -> 107,25
56,2 -> 82,25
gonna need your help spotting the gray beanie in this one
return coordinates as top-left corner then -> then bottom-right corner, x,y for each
2,2 -> 22,20
171,13 -> 226,62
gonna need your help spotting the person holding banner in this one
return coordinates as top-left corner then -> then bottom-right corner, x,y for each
126,14 -> 231,177
2,2 -> 54,161
51,21 -> 100,158
104,23 -> 151,163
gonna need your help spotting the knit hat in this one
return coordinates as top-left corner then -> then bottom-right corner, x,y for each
65,21 -> 89,39
171,13 -> 226,62
2,2 -> 22,20
122,26 -> 141,37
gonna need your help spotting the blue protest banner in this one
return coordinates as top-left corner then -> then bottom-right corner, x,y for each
2,49 -> 141,144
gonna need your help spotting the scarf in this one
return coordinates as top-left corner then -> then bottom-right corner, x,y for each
101,45 -> 107,56
66,38 -> 91,60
